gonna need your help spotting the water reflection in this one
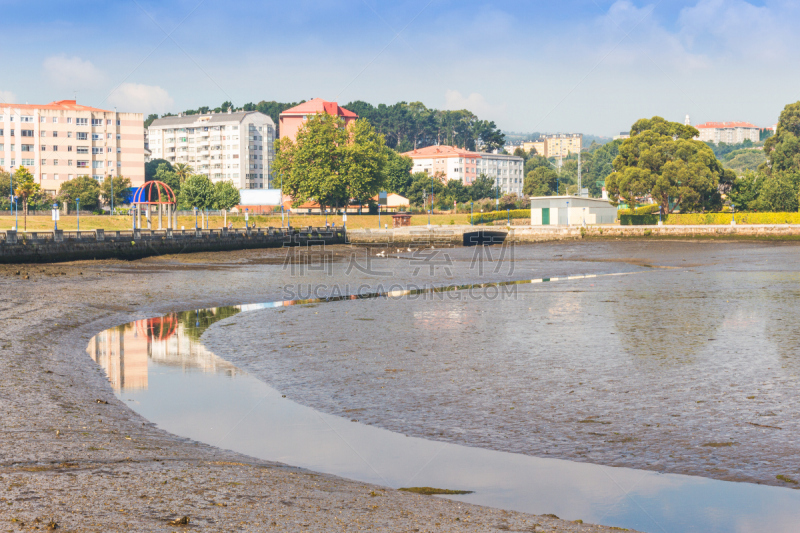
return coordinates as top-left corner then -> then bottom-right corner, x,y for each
88,308 -> 243,391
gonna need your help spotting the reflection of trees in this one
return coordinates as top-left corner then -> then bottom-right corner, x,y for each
611,290 -> 723,367
177,306 -> 241,342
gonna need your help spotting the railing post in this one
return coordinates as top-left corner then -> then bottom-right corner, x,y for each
95,229 -> 105,241
5,230 -> 17,245
53,230 -> 64,242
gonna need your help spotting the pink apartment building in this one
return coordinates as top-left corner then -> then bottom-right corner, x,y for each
402,145 -> 525,195
278,98 -> 358,142
0,99 -> 145,195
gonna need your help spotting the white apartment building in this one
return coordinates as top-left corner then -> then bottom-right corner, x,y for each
0,99 -> 145,195
477,152 -> 525,195
694,122 -> 760,145
148,110 -> 275,189
402,145 -> 524,195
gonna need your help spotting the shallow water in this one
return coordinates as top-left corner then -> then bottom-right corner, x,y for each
87,249 -> 800,533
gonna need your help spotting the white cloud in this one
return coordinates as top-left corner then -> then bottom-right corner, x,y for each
106,83 -> 174,114
0,91 -> 16,105
42,55 -> 105,89
444,90 -> 506,120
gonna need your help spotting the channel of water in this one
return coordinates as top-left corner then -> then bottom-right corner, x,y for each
87,273 -> 800,533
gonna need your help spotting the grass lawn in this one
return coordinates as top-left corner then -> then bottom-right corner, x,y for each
0,212 -> 499,232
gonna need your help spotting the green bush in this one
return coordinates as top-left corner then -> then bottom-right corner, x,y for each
471,209 -> 529,224
620,214 -> 659,225
618,204 -> 660,216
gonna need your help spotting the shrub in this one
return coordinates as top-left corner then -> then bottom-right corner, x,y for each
620,214 -> 659,225
665,212 -> 800,225
470,209 -> 530,224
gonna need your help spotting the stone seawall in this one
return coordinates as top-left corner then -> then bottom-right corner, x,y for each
0,227 -> 346,263
348,224 -> 800,245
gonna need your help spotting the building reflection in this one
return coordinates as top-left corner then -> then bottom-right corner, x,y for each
87,307 -> 243,392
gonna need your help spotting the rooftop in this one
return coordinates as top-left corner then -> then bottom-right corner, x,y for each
279,98 -> 358,119
149,111 -> 274,128
402,145 -> 481,158
0,99 -> 112,113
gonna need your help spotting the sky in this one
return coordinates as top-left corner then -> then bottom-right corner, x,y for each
1,0 -> 798,136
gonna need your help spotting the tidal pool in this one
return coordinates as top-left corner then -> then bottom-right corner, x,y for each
88,259 -> 800,533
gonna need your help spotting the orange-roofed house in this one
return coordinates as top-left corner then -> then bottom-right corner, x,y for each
694,121 -> 760,145
0,99 -> 145,195
278,98 -> 358,142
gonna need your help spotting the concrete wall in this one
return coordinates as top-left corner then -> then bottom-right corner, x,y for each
0,227 -> 345,263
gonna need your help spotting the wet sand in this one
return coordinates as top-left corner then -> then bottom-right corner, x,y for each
0,246 -> 638,532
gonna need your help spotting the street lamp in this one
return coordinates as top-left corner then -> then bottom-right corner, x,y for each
193,206 -> 198,230
76,197 -> 80,231
470,201 -> 474,226
731,203 -> 735,225
52,203 -> 59,231
12,196 -> 18,231
566,200 -> 570,226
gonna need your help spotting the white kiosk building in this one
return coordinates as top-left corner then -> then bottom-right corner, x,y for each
530,196 -> 617,225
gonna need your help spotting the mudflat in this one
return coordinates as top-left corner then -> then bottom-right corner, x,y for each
0,245 -> 636,532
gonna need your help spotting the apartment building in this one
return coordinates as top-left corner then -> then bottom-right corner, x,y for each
279,98 -> 358,142
148,110 -> 275,190
503,134 -> 582,158
0,99 -> 144,195
694,122 -> 760,145
401,145 -> 524,195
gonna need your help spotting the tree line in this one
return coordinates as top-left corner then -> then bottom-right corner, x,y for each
146,99 -> 506,153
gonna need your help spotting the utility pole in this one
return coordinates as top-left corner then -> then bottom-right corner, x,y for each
578,149 -> 582,197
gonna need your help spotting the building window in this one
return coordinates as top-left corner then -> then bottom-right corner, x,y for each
67,132 -> 73,138
21,130 -> 34,137
54,174 -> 59,180
41,173 -> 47,180
21,144 -> 34,152
20,116 -> 33,123
77,161 -> 89,168
21,158 -> 35,166
54,160 -> 58,166
68,160 -> 73,166
40,117 -> 46,123
41,145 -> 46,151
77,132 -> 88,140
53,145 -> 58,151
41,159 -> 46,165
76,118 -> 88,126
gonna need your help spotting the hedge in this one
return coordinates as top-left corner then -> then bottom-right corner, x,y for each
665,212 -> 800,225
471,209 -> 529,224
620,214 -> 659,225
618,205 -> 661,216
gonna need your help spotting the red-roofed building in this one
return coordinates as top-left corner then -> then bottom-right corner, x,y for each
278,98 -> 358,142
694,121 -> 760,145
1,99 -> 145,194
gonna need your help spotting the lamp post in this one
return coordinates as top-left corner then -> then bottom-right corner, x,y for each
566,200 -> 570,226
52,203 -> 59,231
76,197 -> 80,231
377,204 -> 381,228
582,206 -> 586,227
110,175 -> 114,216
194,206 -> 198,230
731,203 -> 735,225
507,208 -> 510,225
13,196 -> 18,231
470,201 -> 474,226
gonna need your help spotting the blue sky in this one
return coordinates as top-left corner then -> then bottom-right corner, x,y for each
1,0 -> 796,135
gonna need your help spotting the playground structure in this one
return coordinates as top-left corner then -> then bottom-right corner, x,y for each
131,181 -> 177,230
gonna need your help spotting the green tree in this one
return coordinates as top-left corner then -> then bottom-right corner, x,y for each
144,114 -> 159,128
764,101 -> 800,173
59,175 -> 101,211
213,180 -> 241,211
145,159 -> 172,182
406,172 -> 445,207
524,155 -> 552,176
173,163 -> 194,185
442,179 -> 470,206
13,167 -> 40,230
758,173 -> 799,212
153,163 -> 180,196
728,171 -> 765,211
606,117 -> 733,212
469,174 -> 501,202
342,118 -> 388,204
179,174 -> 215,210
586,139 -> 621,196
274,114 -> 387,211
0,170 -> 11,210
383,148 -> 414,196
100,176 -> 132,210
524,167 -> 559,197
